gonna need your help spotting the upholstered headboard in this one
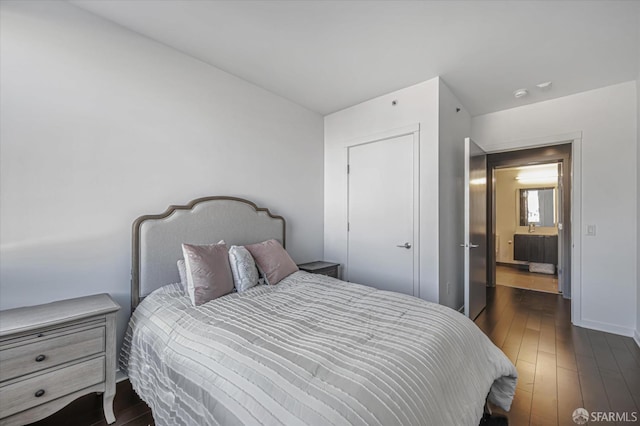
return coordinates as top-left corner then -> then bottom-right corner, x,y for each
131,196 -> 285,311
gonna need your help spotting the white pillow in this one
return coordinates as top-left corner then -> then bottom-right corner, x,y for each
228,245 -> 260,292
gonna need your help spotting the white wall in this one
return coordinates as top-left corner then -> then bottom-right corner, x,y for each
472,81 -> 638,336
0,1 -> 324,353
324,77 -> 471,310
437,80 -> 471,309
324,78 -> 440,302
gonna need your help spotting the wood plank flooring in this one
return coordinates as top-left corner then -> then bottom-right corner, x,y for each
477,285 -> 640,426
496,264 -> 559,294
27,380 -> 153,426
26,284 -> 640,426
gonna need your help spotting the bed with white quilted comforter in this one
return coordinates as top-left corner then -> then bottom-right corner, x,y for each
121,271 -> 517,426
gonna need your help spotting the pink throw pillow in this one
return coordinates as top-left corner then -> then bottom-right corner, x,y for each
245,239 -> 298,285
182,242 -> 234,306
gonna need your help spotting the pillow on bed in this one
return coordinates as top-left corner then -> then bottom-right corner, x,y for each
182,242 -> 234,306
245,239 -> 298,285
228,245 -> 260,292
177,259 -> 187,291
177,240 -> 225,293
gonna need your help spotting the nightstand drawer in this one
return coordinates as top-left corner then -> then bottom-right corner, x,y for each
0,355 -> 105,418
314,266 -> 338,277
0,294 -> 119,425
297,261 -> 340,279
0,326 -> 105,382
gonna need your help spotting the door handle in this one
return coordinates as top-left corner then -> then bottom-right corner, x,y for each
396,243 -> 412,249
460,243 -> 480,248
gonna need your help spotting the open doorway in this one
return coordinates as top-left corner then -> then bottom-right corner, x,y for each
494,163 -> 561,293
487,143 -> 572,298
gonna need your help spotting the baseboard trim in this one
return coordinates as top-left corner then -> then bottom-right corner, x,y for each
634,329 -> 640,348
574,318 -> 635,338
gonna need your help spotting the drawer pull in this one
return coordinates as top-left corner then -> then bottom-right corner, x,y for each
37,333 -> 44,337
34,389 -> 45,398
35,354 -> 46,362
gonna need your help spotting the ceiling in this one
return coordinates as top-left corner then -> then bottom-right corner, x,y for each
70,0 -> 639,116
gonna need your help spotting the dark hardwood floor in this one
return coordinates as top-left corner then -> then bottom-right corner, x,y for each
477,285 -> 640,426
27,380 -> 153,426
27,285 -> 640,426
496,265 -> 559,294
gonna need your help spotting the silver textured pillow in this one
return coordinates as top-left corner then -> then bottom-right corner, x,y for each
182,242 -> 234,306
228,245 -> 260,292
177,259 -> 187,292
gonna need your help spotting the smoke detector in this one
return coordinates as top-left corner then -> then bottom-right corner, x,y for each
513,88 -> 528,98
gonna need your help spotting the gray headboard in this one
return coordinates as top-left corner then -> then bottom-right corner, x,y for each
131,196 -> 285,311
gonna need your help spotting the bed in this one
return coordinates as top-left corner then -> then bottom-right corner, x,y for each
121,196 -> 517,426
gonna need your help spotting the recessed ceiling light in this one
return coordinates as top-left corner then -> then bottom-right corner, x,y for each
536,81 -> 553,90
513,88 -> 528,98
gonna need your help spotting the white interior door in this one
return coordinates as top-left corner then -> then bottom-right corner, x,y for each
464,137 -> 487,319
347,133 -> 418,296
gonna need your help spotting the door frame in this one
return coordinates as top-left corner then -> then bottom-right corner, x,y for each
482,131 -> 582,325
345,124 -> 421,297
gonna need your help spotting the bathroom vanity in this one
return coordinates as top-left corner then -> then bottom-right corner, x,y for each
513,234 -> 558,265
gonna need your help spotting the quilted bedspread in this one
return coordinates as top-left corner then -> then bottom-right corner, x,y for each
121,271 -> 517,426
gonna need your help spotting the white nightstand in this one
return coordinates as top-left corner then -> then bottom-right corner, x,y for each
0,294 -> 120,426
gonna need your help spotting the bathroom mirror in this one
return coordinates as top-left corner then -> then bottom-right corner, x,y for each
519,187 -> 556,226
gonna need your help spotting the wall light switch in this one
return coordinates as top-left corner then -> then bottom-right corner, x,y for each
586,224 -> 597,236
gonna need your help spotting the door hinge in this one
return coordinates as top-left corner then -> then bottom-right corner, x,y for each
347,222 -> 350,231
347,164 -> 350,174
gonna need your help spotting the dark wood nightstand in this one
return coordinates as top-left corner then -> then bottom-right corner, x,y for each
297,261 -> 340,279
